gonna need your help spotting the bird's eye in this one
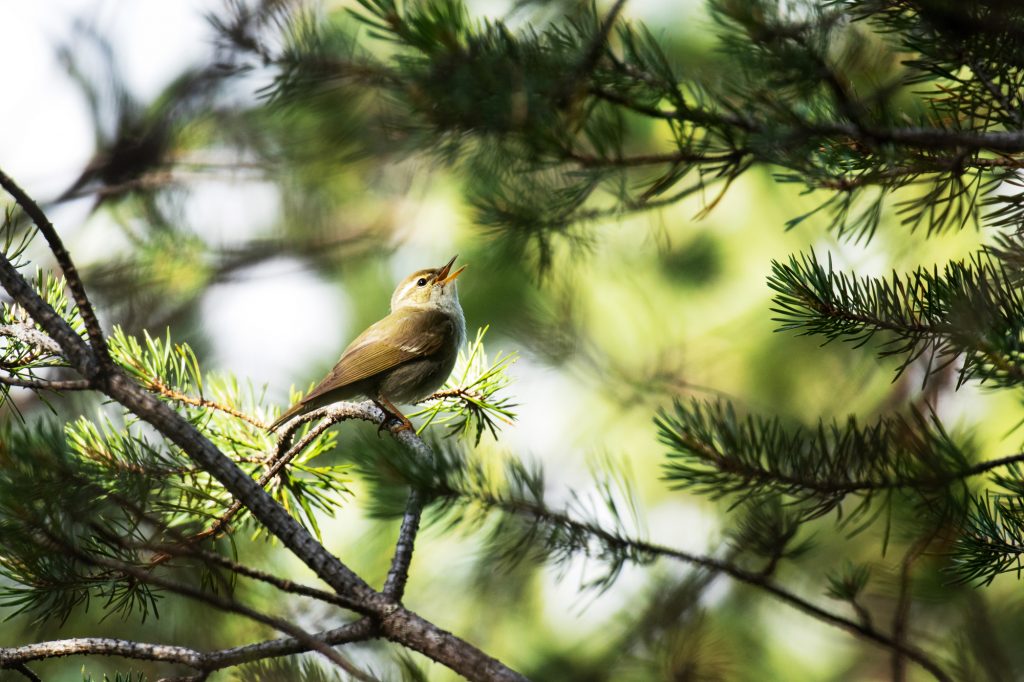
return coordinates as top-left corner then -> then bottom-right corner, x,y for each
417,278 -> 428,287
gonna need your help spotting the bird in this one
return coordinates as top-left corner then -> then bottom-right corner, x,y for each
270,255 -> 467,432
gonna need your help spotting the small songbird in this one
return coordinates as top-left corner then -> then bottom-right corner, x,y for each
270,255 -> 467,432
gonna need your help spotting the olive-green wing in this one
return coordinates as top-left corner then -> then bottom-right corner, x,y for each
300,308 -> 455,404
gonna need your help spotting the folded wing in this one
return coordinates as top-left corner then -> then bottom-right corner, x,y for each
301,307 -> 455,404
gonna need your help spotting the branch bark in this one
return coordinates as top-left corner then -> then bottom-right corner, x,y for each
0,621 -> 376,676
0,169 -> 111,368
384,488 -> 425,601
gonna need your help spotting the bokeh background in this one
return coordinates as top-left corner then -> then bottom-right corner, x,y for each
2,1 -> 1021,680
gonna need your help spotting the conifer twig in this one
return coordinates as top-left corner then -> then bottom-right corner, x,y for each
139,375 -> 268,429
0,169 -> 110,371
159,403 -> 375,558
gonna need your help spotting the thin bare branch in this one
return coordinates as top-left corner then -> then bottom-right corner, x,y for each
0,168 -> 111,370
892,537 -> 931,682
0,621 -> 378,677
140,539 -> 360,611
0,373 -> 92,391
383,488 -> 425,601
144,376 -> 268,429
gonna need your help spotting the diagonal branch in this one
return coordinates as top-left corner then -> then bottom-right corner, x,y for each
0,169 -> 111,369
160,403 -> 388,559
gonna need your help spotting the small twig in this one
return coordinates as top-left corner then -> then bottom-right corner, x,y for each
445,489 -> 953,682
383,488 -> 425,601
199,619 -> 376,673
849,597 -> 874,629
417,387 -> 514,426
137,538 -> 361,612
154,401 -> 396,563
157,408 -> 355,558
143,375 -> 268,429
0,373 -> 92,391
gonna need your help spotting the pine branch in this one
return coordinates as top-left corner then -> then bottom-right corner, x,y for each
768,250 -> 1024,387
656,399 -> 982,520
420,468 -> 953,682
950,486 -> 1024,585
410,326 -> 517,444
0,166 -> 528,682
157,405 -> 358,556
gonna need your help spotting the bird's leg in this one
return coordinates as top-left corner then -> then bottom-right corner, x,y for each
374,396 -> 413,433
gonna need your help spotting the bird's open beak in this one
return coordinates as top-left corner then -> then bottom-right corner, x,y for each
437,255 -> 466,285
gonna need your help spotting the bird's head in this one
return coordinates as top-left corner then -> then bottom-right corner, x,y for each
390,255 -> 466,313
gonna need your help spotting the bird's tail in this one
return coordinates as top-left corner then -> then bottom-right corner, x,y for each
268,401 -> 306,431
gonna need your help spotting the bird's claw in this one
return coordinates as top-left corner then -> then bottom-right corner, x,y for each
377,416 -> 413,436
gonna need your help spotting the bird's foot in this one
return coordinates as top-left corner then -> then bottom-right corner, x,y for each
374,398 -> 413,436
376,414 -> 413,435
